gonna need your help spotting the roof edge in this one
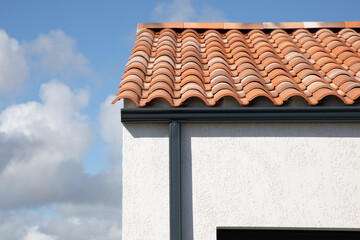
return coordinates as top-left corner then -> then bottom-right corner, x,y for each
121,107 -> 360,123
137,21 -> 360,30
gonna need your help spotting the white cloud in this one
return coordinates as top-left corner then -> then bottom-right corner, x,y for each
0,195 -> 122,240
98,96 -> 123,163
0,29 -> 92,94
0,203 -> 121,240
0,80 -> 122,239
24,30 -> 92,78
0,80 -> 121,209
23,226 -> 56,240
0,30 -> 29,91
37,204 -> 122,240
0,26 -> 122,239
197,5 -> 228,22
0,211 -> 36,240
153,0 -> 195,22
153,0 -> 228,22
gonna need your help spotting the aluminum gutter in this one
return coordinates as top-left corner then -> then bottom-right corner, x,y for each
121,106 -> 360,123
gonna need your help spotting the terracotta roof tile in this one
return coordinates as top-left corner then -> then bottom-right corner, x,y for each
345,21 -> 360,28
113,22 -> 360,107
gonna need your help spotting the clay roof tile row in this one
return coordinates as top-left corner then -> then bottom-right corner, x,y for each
113,22 -> 360,107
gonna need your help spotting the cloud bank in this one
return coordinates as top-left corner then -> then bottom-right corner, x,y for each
0,29 -> 93,93
0,29 -> 122,240
24,30 -> 92,78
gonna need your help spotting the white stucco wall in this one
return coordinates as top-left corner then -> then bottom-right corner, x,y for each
123,122 -> 360,240
122,124 -> 169,240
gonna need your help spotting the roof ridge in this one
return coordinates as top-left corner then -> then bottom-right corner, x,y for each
138,21 -> 360,30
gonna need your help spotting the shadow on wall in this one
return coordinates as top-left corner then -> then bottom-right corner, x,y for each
181,123 -> 360,138
123,123 -> 169,138
124,122 -> 360,139
182,130 -> 194,240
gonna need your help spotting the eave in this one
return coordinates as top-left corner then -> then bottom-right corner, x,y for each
121,106 -> 360,123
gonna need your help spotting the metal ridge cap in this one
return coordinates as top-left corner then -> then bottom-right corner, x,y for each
137,21 -> 360,30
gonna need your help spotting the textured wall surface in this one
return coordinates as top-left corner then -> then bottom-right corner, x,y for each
122,123 -> 169,240
122,123 -> 360,240
182,123 -> 360,240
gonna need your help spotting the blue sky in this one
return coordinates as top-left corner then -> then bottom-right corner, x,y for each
0,0 -> 360,239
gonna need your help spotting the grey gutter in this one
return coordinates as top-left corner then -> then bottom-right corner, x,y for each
121,106 -> 360,123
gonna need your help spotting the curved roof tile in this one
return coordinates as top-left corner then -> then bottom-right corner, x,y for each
113,22 -> 360,107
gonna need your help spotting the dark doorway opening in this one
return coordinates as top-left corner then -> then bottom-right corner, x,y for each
217,228 -> 360,240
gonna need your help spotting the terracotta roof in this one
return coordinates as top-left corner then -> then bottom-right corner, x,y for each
113,22 -> 360,107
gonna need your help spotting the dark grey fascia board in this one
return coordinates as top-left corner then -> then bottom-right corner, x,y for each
121,106 -> 360,123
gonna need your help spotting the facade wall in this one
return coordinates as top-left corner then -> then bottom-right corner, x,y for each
123,122 -> 360,240
122,123 -> 169,240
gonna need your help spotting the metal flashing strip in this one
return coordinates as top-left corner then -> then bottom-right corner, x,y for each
169,122 -> 181,240
121,107 -> 360,123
